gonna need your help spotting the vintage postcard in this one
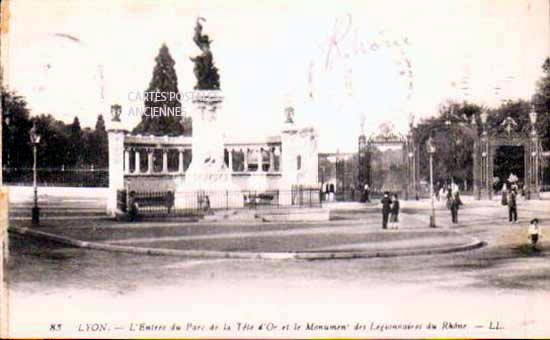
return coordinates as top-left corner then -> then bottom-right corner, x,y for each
1,0 -> 550,338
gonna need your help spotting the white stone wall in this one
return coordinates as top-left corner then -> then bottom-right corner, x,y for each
107,107 -> 318,208
106,128 -> 127,216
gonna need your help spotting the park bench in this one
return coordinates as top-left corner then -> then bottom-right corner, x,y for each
244,191 -> 278,207
122,191 -> 175,219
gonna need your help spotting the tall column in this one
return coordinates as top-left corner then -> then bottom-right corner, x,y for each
269,148 -> 274,172
178,149 -> 184,174
281,120 -> 299,205
243,149 -> 248,172
107,125 -> 128,216
135,149 -> 141,174
473,139 -> 480,200
124,148 -> 130,175
162,150 -> 168,173
147,149 -> 153,174
257,148 -> 264,172
228,148 -> 233,172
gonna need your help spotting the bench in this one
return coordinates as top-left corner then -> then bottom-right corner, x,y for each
127,191 -> 175,219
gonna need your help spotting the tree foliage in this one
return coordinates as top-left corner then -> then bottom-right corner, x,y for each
2,88 -> 109,170
2,88 -> 33,168
532,57 -> 550,150
414,101 -> 481,189
132,44 -> 188,136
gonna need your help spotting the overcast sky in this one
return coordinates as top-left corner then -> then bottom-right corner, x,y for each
2,0 -> 548,152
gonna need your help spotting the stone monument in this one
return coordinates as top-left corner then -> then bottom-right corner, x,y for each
174,18 -> 243,209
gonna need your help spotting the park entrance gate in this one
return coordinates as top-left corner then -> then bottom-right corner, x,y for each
400,111 -> 542,200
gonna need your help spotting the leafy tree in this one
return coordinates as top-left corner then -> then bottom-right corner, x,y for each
34,114 -> 70,168
486,99 -> 531,136
414,101 -> 482,189
532,57 -> 550,150
133,44 -> 185,136
66,116 -> 83,166
2,88 -> 33,168
182,116 -> 192,137
88,114 -> 108,168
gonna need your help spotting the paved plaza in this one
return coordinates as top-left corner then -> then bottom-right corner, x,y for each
4,190 -> 550,338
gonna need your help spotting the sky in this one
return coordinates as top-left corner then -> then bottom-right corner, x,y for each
2,0 -> 549,152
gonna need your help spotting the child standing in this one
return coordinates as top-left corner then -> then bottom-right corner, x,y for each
390,194 -> 400,230
528,218 -> 542,249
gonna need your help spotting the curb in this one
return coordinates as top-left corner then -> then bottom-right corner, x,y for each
8,226 -> 485,261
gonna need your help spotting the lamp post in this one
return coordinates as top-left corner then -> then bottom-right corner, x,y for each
426,135 -> 436,228
529,108 -> 538,198
480,111 -> 489,199
30,121 -> 41,225
529,108 -> 537,136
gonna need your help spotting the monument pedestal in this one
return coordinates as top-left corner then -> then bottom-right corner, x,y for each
174,90 -> 243,209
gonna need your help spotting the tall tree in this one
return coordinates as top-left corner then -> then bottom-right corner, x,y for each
67,116 -> 83,166
532,57 -> 550,150
34,114 -> 70,168
132,44 -> 185,136
1,88 -> 33,168
414,101 -> 482,188
90,114 -> 108,168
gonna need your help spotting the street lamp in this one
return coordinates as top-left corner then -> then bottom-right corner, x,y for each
480,111 -> 488,135
529,108 -> 537,136
426,135 -> 436,228
30,121 -> 41,225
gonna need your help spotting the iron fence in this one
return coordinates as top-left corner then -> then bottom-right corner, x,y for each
117,187 -> 321,218
2,168 -> 108,187
291,185 -> 322,207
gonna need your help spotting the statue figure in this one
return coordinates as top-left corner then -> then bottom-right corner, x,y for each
111,104 -> 122,122
190,17 -> 221,90
284,106 -> 295,124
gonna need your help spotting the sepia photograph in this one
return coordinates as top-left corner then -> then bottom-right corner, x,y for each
1,0 -> 550,338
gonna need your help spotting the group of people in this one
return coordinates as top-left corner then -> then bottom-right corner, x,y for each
380,192 -> 400,229
376,182 -> 463,229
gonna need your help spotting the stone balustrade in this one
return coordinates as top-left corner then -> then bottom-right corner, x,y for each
122,134 -> 283,176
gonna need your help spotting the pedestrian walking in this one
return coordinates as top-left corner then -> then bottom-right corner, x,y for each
389,193 -> 400,229
528,218 -> 542,250
329,183 -> 335,202
447,190 -> 459,224
127,190 -> 139,222
508,189 -> 518,223
438,187 -> 446,203
380,191 -> 391,229
501,184 -> 508,206
364,183 -> 371,202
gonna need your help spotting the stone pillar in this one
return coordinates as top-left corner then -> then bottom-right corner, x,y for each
257,148 -> 263,172
280,121 -> 299,205
135,149 -> 141,174
473,139 -> 480,200
269,148 -> 274,172
124,149 -> 130,175
107,125 -> 128,216
162,150 -> 168,173
228,148 -> 233,172
147,149 -> 153,174
243,149 -> 248,172
178,150 -> 184,174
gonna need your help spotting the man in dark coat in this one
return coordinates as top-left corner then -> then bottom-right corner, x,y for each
450,192 -> 459,223
381,191 -> 391,229
508,189 -> 517,223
